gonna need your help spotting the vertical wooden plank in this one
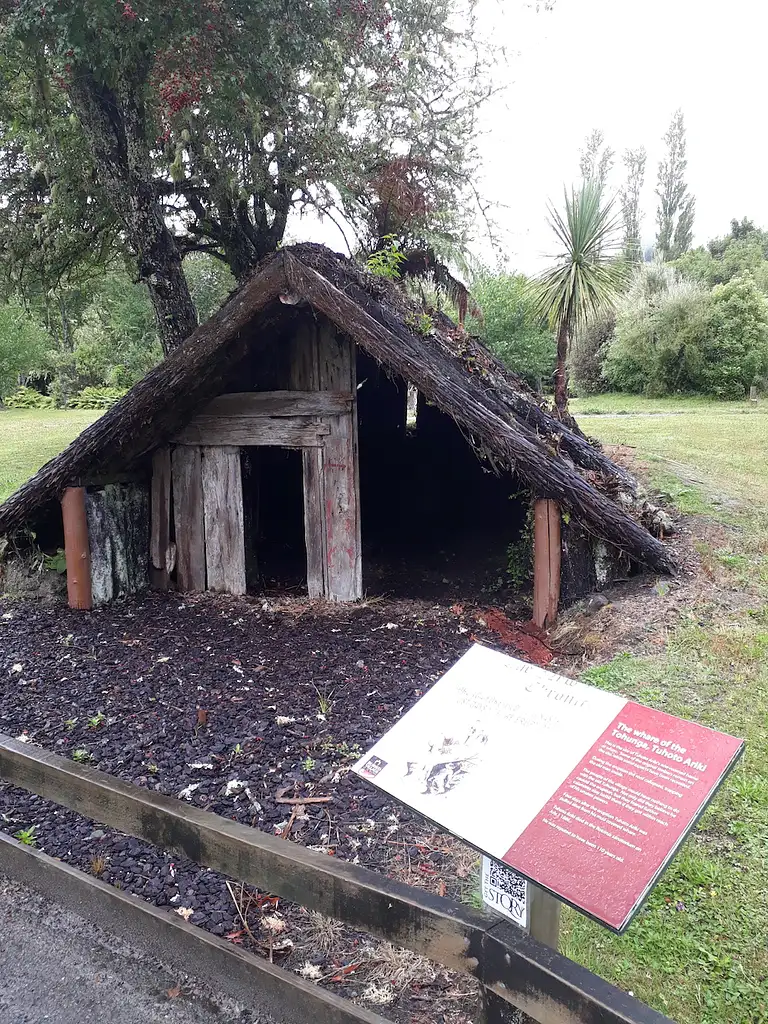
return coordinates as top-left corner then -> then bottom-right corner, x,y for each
532,498 -> 561,629
317,323 -> 362,602
302,448 -> 327,598
61,487 -> 93,610
290,321 -> 327,598
151,447 -> 172,590
202,446 -> 246,595
241,449 -> 260,592
172,445 -> 206,592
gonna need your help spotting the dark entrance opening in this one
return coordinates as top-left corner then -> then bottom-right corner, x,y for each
356,350 -> 529,600
241,447 -> 307,593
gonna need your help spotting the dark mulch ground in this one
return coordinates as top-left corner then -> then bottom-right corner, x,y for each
0,591 -> 537,1022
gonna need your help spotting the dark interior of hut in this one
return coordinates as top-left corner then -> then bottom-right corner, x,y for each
244,347 -> 529,599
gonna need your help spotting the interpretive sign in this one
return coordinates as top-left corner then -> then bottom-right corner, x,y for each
353,643 -> 744,932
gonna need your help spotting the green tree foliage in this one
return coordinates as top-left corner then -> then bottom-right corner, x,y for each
602,264 -> 768,398
702,275 -> 768,397
0,301 -> 49,399
534,182 -> 627,414
620,147 -> 646,263
0,1 -> 491,350
655,110 -> 695,261
467,273 -> 555,389
675,220 -> 768,291
184,254 -> 236,322
71,272 -> 162,390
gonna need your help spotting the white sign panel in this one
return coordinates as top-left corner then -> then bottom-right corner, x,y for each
353,643 -> 743,932
481,856 -> 528,928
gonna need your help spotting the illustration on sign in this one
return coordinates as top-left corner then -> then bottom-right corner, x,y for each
482,856 -> 528,928
353,643 -> 744,932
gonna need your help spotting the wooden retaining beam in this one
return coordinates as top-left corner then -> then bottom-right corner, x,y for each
0,832 -> 386,1024
0,734 -> 672,1024
61,486 -> 92,610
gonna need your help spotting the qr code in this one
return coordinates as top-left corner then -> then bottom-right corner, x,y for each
488,861 -> 527,900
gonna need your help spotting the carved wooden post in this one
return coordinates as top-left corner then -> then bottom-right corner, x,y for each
61,487 -> 92,610
532,498 -> 561,629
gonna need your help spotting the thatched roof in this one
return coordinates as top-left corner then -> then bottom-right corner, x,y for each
0,244 -> 675,573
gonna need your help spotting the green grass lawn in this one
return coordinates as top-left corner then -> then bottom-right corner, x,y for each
0,408 -> 101,503
571,392 -> 767,415
564,394 -> 768,1024
575,395 -> 768,509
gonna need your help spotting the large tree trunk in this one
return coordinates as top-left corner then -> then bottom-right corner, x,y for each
68,68 -> 197,354
553,322 -> 569,416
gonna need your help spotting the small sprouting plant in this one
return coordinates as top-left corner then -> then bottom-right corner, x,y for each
65,718 -> 78,731
302,757 -> 316,772
87,712 -> 106,729
14,825 -> 37,846
90,854 -> 107,876
406,311 -> 434,336
314,686 -> 334,718
147,763 -> 159,774
232,743 -> 243,756
366,235 -> 407,280
72,748 -> 91,763
44,549 -> 67,574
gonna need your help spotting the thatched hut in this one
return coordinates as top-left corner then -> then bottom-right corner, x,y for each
0,244 -> 675,615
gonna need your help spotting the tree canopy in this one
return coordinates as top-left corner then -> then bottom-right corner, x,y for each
0,0 -> 491,350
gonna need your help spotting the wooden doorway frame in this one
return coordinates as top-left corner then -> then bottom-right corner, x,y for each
167,325 -> 362,602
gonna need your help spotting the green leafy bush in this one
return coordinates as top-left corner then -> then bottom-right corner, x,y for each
570,312 -> 615,395
69,386 -> 127,409
701,275 -> 768,398
4,386 -> 53,408
467,273 -> 556,390
602,265 -> 768,398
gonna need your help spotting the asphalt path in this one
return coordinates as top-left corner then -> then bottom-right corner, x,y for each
0,876 -> 270,1024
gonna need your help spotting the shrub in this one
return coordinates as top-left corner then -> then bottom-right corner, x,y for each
467,273 -> 555,390
69,386 -> 128,409
569,311 -> 615,395
602,267 -> 707,394
701,275 -> 768,398
602,265 -> 768,398
4,386 -> 54,408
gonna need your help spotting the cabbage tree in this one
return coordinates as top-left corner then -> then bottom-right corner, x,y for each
535,183 -> 627,416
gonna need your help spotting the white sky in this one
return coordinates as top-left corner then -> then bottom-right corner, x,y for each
476,0 -> 768,272
291,0 -> 768,275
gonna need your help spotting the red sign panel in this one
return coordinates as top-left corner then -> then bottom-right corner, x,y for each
506,702 -> 743,929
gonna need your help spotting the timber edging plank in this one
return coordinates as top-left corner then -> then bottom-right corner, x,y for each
0,734 -> 675,1024
0,832 -> 387,1024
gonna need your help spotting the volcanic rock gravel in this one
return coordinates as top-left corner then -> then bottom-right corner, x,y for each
0,592 -> 509,1021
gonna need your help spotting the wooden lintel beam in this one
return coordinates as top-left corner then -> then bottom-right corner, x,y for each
173,416 -> 330,448
202,391 -> 354,418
